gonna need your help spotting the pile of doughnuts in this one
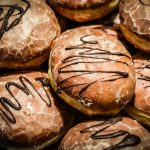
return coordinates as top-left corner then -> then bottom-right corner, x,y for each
0,0 -> 150,149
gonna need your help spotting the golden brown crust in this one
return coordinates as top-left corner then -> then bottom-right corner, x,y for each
125,105 -> 150,127
0,0 -> 60,69
49,25 -> 135,116
124,53 -> 150,126
48,0 -> 119,22
120,24 -> 150,53
48,0 -> 110,9
59,117 -> 150,150
0,71 -> 72,148
0,47 -> 50,69
119,0 -> 150,40
133,53 -> 150,114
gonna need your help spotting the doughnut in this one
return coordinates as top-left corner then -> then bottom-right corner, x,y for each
0,0 -> 60,69
47,0 -> 119,22
59,117 -> 150,150
119,0 -> 150,53
125,53 -> 150,126
49,25 -> 135,116
0,71 -> 74,149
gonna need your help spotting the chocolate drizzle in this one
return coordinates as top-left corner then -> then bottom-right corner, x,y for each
136,59 -> 150,88
93,26 -> 116,36
80,117 -> 141,150
57,35 -> 131,105
0,76 -> 51,126
0,0 -> 30,38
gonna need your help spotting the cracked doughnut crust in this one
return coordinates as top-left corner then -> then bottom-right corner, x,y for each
59,117 -> 150,150
0,0 -> 60,69
125,53 -> 150,126
0,71 -> 73,149
49,25 -> 135,116
119,0 -> 150,52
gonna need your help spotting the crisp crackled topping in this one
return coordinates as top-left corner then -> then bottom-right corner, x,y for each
119,0 -> 150,39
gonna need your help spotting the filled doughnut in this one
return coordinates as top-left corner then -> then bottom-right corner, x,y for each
49,25 -> 135,116
0,71 -> 74,149
125,53 -> 150,127
119,0 -> 150,53
47,0 -> 119,22
0,0 -> 60,69
59,117 -> 150,150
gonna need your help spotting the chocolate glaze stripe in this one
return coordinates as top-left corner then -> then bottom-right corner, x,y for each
62,56 -> 129,65
65,47 -> 131,60
0,0 -> 30,38
80,117 -> 141,150
138,75 -> 150,88
57,35 -> 131,104
57,73 -> 126,94
135,59 -> 150,88
65,35 -> 131,59
0,76 -> 51,126
135,59 -> 150,69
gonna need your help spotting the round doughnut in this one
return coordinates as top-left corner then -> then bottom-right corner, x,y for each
59,117 -> 150,150
49,25 -> 135,116
47,0 -> 119,22
0,71 -> 74,149
119,0 -> 150,53
0,0 -> 60,69
125,53 -> 150,126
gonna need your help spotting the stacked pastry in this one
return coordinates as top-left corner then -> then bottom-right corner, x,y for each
0,0 -> 73,149
0,0 -> 150,150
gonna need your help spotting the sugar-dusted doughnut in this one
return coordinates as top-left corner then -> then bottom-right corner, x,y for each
0,71 -> 74,149
59,117 -> 150,150
0,0 -> 60,69
125,53 -> 150,126
47,0 -> 119,22
49,25 -> 135,116
119,0 -> 150,53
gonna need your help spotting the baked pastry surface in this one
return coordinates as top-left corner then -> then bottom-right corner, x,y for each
119,0 -> 150,52
49,25 -> 135,116
0,71 -> 73,149
0,0 -> 60,69
59,117 -> 150,150
48,0 -> 119,22
125,53 -> 150,126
